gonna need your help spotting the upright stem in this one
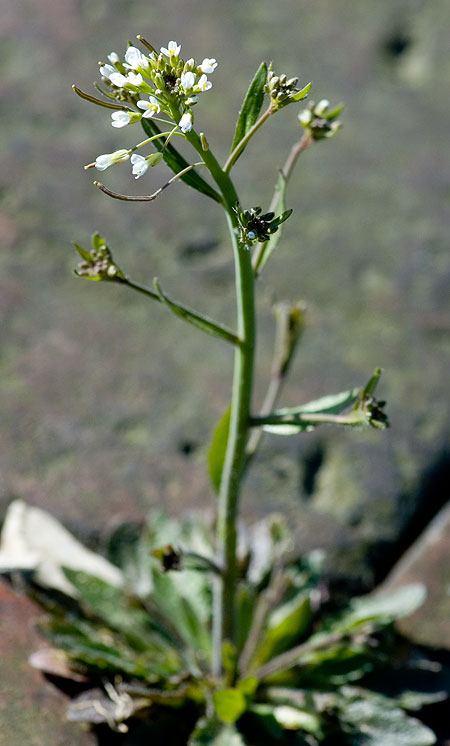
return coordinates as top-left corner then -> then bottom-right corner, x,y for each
186,131 -> 256,678
213,217 -> 255,676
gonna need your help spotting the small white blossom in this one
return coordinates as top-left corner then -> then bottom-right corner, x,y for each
137,95 -> 161,118
124,46 -> 149,70
179,112 -> 193,133
298,109 -> 312,125
111,110 -> 132,128
200,58 -> 218,74
195,74 -> 212,92
107,52 -> 119,64
95,149 -> 130,171
130,154 -> 149,179
315,99 -> 330,116
109,71 -> 144,88
161,40 -> 181,58
99,64 -> 116,79
180,71 -> 196,91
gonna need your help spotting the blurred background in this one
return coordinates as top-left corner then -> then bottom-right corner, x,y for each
0,0 -> 449,741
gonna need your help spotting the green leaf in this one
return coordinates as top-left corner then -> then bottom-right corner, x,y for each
335,584 -> 427,633
289,81 -> 312,102
91,231 -> 107,251
213,688 -> 247,724
140,117 -> 221,203
341,691 -> 437,745
63,568 -> 155,650
270,388 -> 360,418
259,388 -> 360,434
272,705 -> 322,735
252,593 -> 312,667
208,406 -> 231,493
230,62 -> 268,153
190,718 -> 246,746
73,242 -> 92,263
153,279 -> 239,346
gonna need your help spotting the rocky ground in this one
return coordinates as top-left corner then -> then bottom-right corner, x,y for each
0,0 -> 449,742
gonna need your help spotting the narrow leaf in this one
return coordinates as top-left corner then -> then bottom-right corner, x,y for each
208,406 -> 231,493
140,118 -> 221,203
230,62 -> 268,152
73,242 -> 92,263
154,280 -> 239,346
251,593 -> 312,667
273,388 -> 359,418
289,81 -> 312,102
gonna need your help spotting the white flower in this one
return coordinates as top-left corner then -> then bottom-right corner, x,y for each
298,109 -> 312,125
195,74 -> 212,92
109,71 -> 143,88
130,154 -> 149,179
127,72 -> 144,86
108,52 -> 119,64
111,110 -> 132,128
124,46 -> 149,70
161,40 -> 181,58
109,71 -> 128,87
95,149 -> 130,171
180,71 -> 196,91
137,95 -> 161,118
99,63 -> 116,79
315,99 -> 330,116
200,58 -> 218,74
179,112 -> 193,133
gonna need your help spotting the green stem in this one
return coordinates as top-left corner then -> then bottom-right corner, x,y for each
223,107 -> 273,173
186,130 -> 256,678
252,131 -> 312,275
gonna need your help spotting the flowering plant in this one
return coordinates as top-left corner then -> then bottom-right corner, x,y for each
4,34 -> 443,745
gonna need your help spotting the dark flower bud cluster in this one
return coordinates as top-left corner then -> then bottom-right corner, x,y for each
74,233 -> 125,282
235,205 -> 293,247
298,99 -> 344,140
266,65 -> 311,111
151,544 -> 183,572
361,395 -> 389,430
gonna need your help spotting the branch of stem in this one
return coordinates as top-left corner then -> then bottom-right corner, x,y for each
93,162 -> 205,201
252,132 -> 312,275
223,107 -> 273,173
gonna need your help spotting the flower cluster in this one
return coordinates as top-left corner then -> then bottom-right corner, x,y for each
265,65 -> 311,111
82,39 -> 218,179
359,394 -> 389,430
235,205 -> 293,246
74,234 -> 124,282
298,99 -> 344,140
99,40 -> 216,131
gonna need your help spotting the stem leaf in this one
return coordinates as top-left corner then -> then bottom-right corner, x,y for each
208,406 -> 231,493
153,280 -> 239,346
140,118 -> 221,203
230,62 -> 268,153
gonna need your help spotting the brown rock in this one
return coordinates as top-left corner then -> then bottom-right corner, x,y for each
382,504 -> 450,648
0,581 -> 93,745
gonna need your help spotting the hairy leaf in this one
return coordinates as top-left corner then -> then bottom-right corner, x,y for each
252,593 -> 312,667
